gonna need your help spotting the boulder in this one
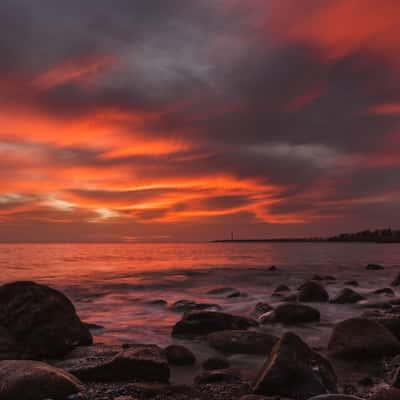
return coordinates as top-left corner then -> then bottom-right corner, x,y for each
253,332 -> 337,400
0,360 -> 84,400
207,287 -> 239,296
165,344 -> 196,365
330,288 -> 365,304
202,357 -> 230,371
366,263 -> 384,270
252,302 -> 273,318
261,303 -> 320,325
170,300 -> 220,313
364,312 -> 400,340
172,311 -> 257,336
369,388 -> 400,400
328,318 -> 400,359
194,369 -> 242,385
0,281 -> 92,359
298,281 -> 329,303
207,330 -> 278,354
391,272 -> 400,287
63,345 -> 170,382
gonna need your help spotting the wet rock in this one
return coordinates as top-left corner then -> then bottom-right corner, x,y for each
170,300 -> 220,313
344,280 -> 359,287
172,311 -> 257,336
195,369 -> 242,385
63,345 -> 170,382
373,288 -> 395,296
227,291 -> 248,298
0,281 -> 92,359
146,299 -> 167,307
274,284 -> 290,293
330,288 -> 365,304
252,302 -> 273,318
298,281 -> 329,303
0,360 -> 84,400
369,388 -> 400,400
391,272 -> 400,287
268,265 -> 278,271
328,318 -> 400,359
261,303 -> 320,325
253,332 -> 337,400
207,330 -> 278,355
202,357 -> 230,371
241,396 -> 292,400
366,263 -> 384,270
307,396 -> 363,400
282,293 -> 298,302
207,287 -> 239,296
364,312 -> 400,340
84,323 -> 105,331
165,344 -> 196,365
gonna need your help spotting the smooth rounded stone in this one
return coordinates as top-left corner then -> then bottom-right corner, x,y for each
344,280 -> 359,287
202,357 -> 230,371
194,369 -> 242,385
274,284 -> 290,293
260,303 -> 320,325
146,299 -> 167,307
330,288 -> 365,304
363,312 -> 400,340
170,300 -> 220,313
0,281 -> 92,359
253,332 -> 337,400
0,360 -> 84,400
307,396 -> 363,400
172,311 -> 258,336
165,345 -> 196,365
373,288 -> 395,296
227,291 -> 248,299
298,281 -> 329,303
391,272 -> 400,287
328,318 -> 400,359
366,263 -> 384,270
207,330 -> 278,355
252,303 -> 273,318
268,265 -> 278,271
65,345 -> 170,382
369,387 -> 400,400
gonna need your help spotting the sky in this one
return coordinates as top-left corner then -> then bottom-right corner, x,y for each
0,0 -> 399,242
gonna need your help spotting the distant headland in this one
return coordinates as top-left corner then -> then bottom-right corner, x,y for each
213,228 -> 400,243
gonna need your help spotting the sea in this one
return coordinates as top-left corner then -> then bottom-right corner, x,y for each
1,242 -> 399,381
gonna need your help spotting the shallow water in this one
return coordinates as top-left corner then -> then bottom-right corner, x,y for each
1,242 -> 400,381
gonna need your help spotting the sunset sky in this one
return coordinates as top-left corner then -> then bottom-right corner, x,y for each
1,0 -> 399,242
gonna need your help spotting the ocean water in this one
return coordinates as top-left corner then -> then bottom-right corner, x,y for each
1,242 -> 400,380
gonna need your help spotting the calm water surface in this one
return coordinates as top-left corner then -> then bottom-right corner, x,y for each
1,242 -> 399,379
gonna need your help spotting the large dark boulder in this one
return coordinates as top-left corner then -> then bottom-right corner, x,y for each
63,344 -> 170,382
253,332 -> 337,400
0,360 -> 84,400
172,311 -> 257,336
261,303 -> 320,325
0,281 -> 92,359
298,281 -> 329,303
195,369 -> 242,385
164,344 -> 196,365
202,357 -> 230,371
207,330 -> 278,354
330,288 -> 365,304
328,318 -> 400,359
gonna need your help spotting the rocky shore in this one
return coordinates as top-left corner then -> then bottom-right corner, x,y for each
2,266 -> 400,399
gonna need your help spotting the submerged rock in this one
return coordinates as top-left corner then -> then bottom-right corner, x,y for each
207,330 -> 278,355
273,284 -> 290,293
172,311 -> 257,336
328,318 -> 400,359
369,387 -> 400,400
261,303 -> 320,325
0,360 -> 84,400
366,263 -> 384,270
298,281 -> 329,303
207,287 -> 239,296
62,345 -> 170,382
253,332 -> 337,400
252,302 -> 273,318
330,288 -> 365,304
0,281 -> 92,359
165,344 -> 196,365
307,396 -> 363,400
391,272 -> 400,287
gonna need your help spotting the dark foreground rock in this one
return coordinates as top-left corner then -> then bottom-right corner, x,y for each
170,300 -> 220,313
260,303 -> 320,324
253,332 -> 337,400
0,360 -> 84,400
62,345 -> 170,383
391,272 -> 400,287
369,387 -> 400,399
363,312 -> 400,340
330,288 -> 365,304
202,357 -> 230,371
207,330 -> 278,355
0,281 -> 92,359
165,345 -> 196,366
172,311 -> 257,336
298,281 -> 329,303
328,318 -> 400,359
